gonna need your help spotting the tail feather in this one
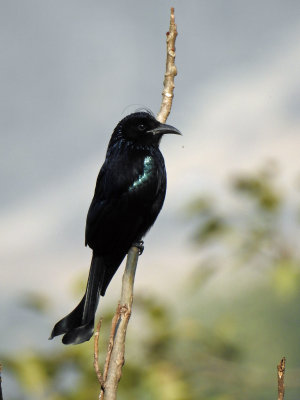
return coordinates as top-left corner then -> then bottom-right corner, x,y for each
49,255 -> 105,345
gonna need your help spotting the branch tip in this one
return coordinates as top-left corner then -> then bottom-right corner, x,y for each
157,7 -> 178,123
277,357 -> 286,400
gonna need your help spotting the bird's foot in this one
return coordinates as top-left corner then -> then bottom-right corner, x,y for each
133,240 -> 144,255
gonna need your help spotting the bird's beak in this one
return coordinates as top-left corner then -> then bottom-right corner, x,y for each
147,122 -> 182,136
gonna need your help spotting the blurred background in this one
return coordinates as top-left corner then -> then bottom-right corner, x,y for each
1,1 -> 300,399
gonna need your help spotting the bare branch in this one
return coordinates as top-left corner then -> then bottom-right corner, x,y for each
103,246 -> 139,400
157,7 -> 178,124
0,364 -> 3,400
99,304 -> 122,399
95,8 -> 178,399
277,357 -> 286,400
94,319 -> 104,387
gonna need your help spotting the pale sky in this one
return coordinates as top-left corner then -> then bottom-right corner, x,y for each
1,0 -> 300,354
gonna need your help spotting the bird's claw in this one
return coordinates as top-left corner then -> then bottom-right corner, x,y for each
133,240 -> 144,255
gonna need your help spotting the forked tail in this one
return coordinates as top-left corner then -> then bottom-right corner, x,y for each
49,255 -> 105,345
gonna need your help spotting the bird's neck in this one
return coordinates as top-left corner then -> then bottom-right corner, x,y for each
107,136 -> 161,158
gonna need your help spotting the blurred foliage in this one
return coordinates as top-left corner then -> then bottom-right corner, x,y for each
3,163 -> 300,399
18,292 -> 50,314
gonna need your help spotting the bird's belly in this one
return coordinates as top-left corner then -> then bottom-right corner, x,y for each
86,190 -> 163,256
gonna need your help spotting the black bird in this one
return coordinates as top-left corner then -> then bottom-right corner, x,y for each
50,111 -> 181,345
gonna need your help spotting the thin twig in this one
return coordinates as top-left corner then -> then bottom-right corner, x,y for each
103,247 -> 139,400
157,7 -> 178,124
0,364 -> 3,400
277,357 -> 286,400
94,319 -> 103,386
103,304 -> 121,381
99,304 -> 122,399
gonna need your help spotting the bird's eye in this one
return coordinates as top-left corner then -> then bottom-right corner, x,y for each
138,124 -> 145,132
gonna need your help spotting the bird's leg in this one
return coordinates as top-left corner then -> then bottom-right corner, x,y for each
132,240 -> 144,255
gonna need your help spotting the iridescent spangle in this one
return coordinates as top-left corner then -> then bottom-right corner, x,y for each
129,156 -> 154,191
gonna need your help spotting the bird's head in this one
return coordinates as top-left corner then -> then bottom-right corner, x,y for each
114,111 -> 181,146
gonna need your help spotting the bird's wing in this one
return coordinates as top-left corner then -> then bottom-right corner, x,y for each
85,154 -> 163,253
